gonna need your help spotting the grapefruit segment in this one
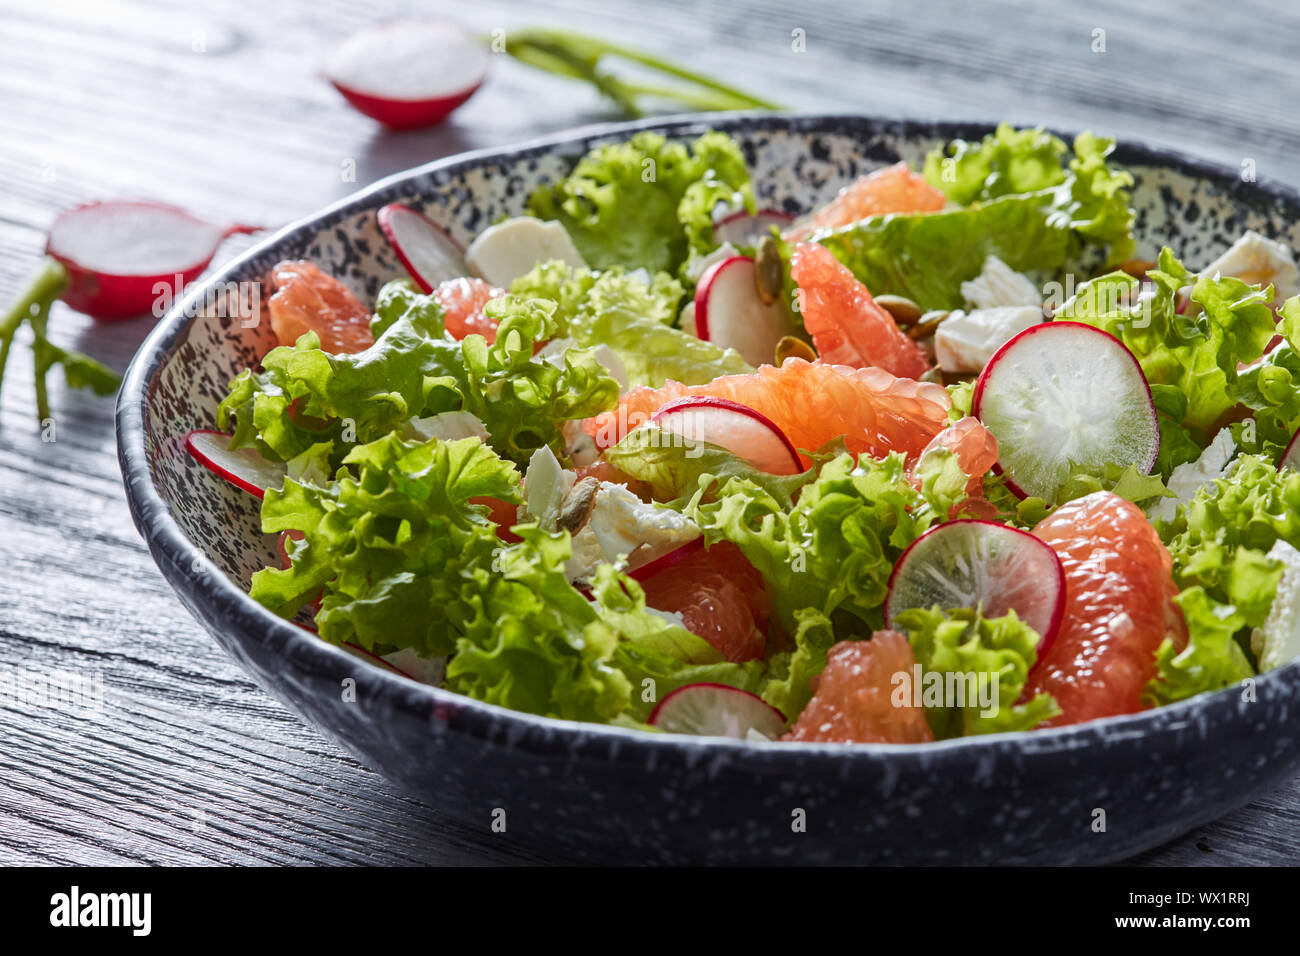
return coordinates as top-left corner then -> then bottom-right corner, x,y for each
638,540 -> 770,663
791,241 -> 931,379
782,631 -> 935,743
784,163 -> 948,241
584,357 -> 951,466
1024,491 -> 1188,726
433,276 -> 505,343
912,415 -> 999,500
268,260 -> 374,354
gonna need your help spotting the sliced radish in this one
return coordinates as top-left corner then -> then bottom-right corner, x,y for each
1282,430 -> 1300,473
694,256 -> 793,367
376,203 -> 469,292
342,642 -> 409,678
324,20 -> 488,129
884,519 -> 1065,658
651,396 -> 802,475
46,201 -> 257,320
648,683 -> 786,739
627,537 -> 707,583
713,208 -> 795,247
185,429 -> 285,499
972,321 -> 1160,503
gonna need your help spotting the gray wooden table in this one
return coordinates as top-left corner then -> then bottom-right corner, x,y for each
2,0 -> 1297,866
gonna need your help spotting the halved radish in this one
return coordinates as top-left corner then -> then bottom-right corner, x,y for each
651,396 -> 802,475
972,321 -> 1160,503
713,208 -> 795,247
694,256 -> 793,367
884,519 -> 1065,659
324,20 -> 488,129
376,203 -> 469,291
185,429 -> 285,498
46,201 -> 258,320
1283,430 -> 1300,473
648,683 -> 786,739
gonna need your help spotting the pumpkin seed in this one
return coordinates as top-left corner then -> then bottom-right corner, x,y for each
874,294 -> 923,326
906,310 -> 950,340
754,235 -> 784,305
557,477 -> 600,534
775,335 -> 817,365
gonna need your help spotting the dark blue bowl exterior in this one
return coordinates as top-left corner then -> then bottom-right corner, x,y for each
117,114 -> 1300,864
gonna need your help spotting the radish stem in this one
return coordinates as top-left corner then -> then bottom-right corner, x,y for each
0,256 -> 121,422
500,28 -> 781,117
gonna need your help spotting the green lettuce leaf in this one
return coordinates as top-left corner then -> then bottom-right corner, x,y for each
603,423 -> 811,506
1144,586 -> 1254,706
511,261 -> 750,386
1160,453 -> 1300,627
1058,247 -> 1277,430
526,130 -> 753,276
893,606 -> 1059,738
253,434 -> 522,656
813,130 -> 1135,309
808,190 -> 1071,309
219,285 -> 618,466
758,606 -> 841,723
1228,297 -> 1300,463
689,452 -> 940,634
922,123 -> 1068,205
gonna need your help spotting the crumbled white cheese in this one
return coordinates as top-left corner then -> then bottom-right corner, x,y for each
1203,230 -> 1300,304
382,649 -> 446,686
567,483 -> 700,583
466,216 -> 587,287
683,241 -> 741,284
403,410 -> 490,443
934,305 -> 1042,373
524,446 -> 575,530
1147,428 -> 1236,524
960,255 -> 1042,310
535,338 -> 630,392
1251,539 -> 1300,671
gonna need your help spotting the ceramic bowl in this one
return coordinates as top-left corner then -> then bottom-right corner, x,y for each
117,113 -> 1300,864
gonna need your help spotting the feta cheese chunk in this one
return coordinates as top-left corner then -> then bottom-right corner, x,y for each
466,216 -> 587,287
683,241 -> 741,284
403,410 -> 490,443
934,305 -> 1042,373
1251,539 -> 1300,671
524,446 -> 575,530
1202,230 -> 1300,304
1147,428 -> 1236,524
567,483 -> 700,583
960,255 -> 1042,310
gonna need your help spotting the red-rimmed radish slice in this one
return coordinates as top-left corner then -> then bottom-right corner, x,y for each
648,683 -> 787,739
884,519 -> 1065,659
651,396 -> 802,475
376,203 -> 469,292
627,536 -> 706,583
713,208 -> 794,246
185,429 -> 285,499
46,201 -> 257,321
695,256 -> 793,367
1282,430 -> 1300,473
324,20 -> 488,129
972,321 -> 1159,504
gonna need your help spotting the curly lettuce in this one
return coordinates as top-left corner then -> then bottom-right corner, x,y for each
894,606 -> 1059,738
526,130 -> 753,276
1059,248 -> 1277,431
688,452 -> 944,635
923,123 -> 1068,205
1144,586 -> 1254,707
511,261 -> 750,386
219,283 -> 618,466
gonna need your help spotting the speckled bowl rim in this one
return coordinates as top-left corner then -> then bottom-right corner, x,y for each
117,111 -> 1300,766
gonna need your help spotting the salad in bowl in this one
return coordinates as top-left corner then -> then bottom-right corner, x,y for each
188,123 -> 1300,746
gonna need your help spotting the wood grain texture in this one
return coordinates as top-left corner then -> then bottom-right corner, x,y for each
1,0 -> 1298,866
